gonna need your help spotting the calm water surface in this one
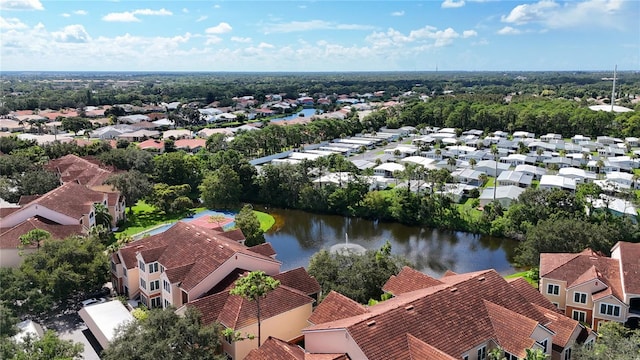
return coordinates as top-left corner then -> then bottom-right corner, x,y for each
262,207 -> 519,277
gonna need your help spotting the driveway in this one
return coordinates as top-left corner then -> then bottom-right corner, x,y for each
45,312 -> 102,360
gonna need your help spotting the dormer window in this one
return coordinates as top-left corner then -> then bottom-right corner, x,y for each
149,262 -> 159,273
139,260 -> 145,272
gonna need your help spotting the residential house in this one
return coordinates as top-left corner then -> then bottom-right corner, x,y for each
539,242 -> 640,331
496,171 -> 533,188
110,221 -> 281,308
558,168 -> 597,184
513,131 -> 535,139
373,162 -> 405,178
500,154 -> 537,167
598,146 -> 625,157
175,138 -> 207,153
384,145 -> 418,158
117,129 -> 160,142
479,185 -> 525,208
625,137 -> 639,147
303,268 -> 595,360
137,139 -> 164,153
514,164 -> 547,180
245,337 -> 346,360
475,160 -> 510,177
603,171 -> 637,190
539,175 -> 576,191
543,157 -> 578,169
399,156 -> 437,170
452,168 -> 484,186
541,133 -> 562,142
596,136 -> 617,145
571,135 -> 591,144
162,129 -> 193,140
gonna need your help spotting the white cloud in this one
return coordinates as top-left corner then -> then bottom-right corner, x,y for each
205,22 -> 232,34
462,30 -> 478,38
366,25 -> 461,48
133,8 -> 172,16
102,8 -> 172,22
74,10 -> 87,15
52,24 -> 91,43
497,26 -> 521,35
103,12 -> 139,22
391,10 -> 405,16
182,8 -> 189,13
0,16 -> 27,29
62,13 -> 70,17
213,4 -> 221,9
441,0 -> 465,8
231,36 -> 251,43
0,0 -> 43,11
205,35 -> 222,45
501,0 -> 558,25
196,15 -> 208,22
265,20 -> 374,34
258,42 -> 274,49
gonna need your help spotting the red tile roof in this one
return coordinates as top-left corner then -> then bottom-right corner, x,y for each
305,270 -> 553,359
18,182 -> 105,220
245,337 -> 347,360
45,154 -> 116,187
307,291 -> 368,325
484,300 -> 538,358
532,304 -> 579,351
189,285 -> 313,329
541,250 -> 624,302
406,334 -> 457,360
0,217 -> 83,248
137,139 -> 164,150
382,266 -> 444,295
117,221 -> 279,292
174,138 -> 206,150
612,241 -> 640,294
507,277 -> 558,313
273,267 -> 321,297
249,242 -> 276,257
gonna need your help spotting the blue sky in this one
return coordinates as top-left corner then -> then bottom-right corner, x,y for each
1,0 -> 638,71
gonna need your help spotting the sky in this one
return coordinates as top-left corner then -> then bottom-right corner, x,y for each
0,0 -> 638,72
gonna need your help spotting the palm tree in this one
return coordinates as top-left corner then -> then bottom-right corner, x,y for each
447,157 -> 457,172
524,348 -> 548,360
469,158 -> 477,169
93,203 -> 113,229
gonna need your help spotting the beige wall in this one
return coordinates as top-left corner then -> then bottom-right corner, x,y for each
594,296 -> 627,322
531,325 -> 555,357
227,302 -> 313,360
187,253 -> 280,301
540,278 -> 567,310
303,328 -> 368,359
567,280 -> 607,312
1,204 -> 80,228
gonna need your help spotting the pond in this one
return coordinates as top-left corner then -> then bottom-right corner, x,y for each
270,108 -> 319,122
261,207 -> 519,277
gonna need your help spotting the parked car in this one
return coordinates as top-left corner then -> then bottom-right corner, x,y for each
81,298 -> 106,307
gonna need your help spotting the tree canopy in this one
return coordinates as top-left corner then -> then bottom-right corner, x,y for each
234,205 -> 265,247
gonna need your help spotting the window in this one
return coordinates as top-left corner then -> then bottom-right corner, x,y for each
163,280 -> 171,293
123,267 -> 127,277
574,292 -> 587,304
564,347 -> 572,360
477,346 -> 486,360
150,297 -> 161,308
140,278 -> 146,290
504,352 -> 518,360
552,302 -> 559,308
164,299 -> 170,309
547,284 -> 560,295
538,339 -> 548,353
572,310 -> 586,323
110,261 -> 116,272
462,356 -> 469,360
140,294 -> 147,307
599,303 -> 620,317
149,262 -> 159,273
150,280 -> 160,291
160,265 -> 165,273
138,260 -> 145,272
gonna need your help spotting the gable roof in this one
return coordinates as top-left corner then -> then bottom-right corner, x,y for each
45,154 -> 115,187
308,291 -> 368,325
117,221 -> 279,292
0,217 -> 83,249
189,285 -> 313,329
406,334 -> 457,360
532,304 -> 581,352
382,266 -> 444,295
305,270 -> 552,359
540,249 -> 624,301
244,337 -> 348,360
17,182 -> 105,220
273,267 -> 321,297
612,241 -> 640,295
507,277 -> 558,313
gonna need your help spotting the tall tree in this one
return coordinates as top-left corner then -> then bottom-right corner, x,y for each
229,271 -> 280,347
573,321 -> 640,360
199,166 -> 241,210
234,205 -> 264,247
103,307 -> 224,360
104,170 -> 153,214
18,229 -> 51,252
4,330 -> 83,360
93,203 -> 112,229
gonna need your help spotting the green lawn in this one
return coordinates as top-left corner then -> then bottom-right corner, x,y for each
484,177 -> 496,188
457,198 -> 483,222
254,210 -> 275,232
504,271 -> 538,288
115,201 -> 206,237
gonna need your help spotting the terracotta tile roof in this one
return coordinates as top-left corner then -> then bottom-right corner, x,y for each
0,217 -> 83,248
613,241 -> 640,294
189,285 -> 314,329
174,138 -> 206,150
540,252 -> 582,277
484,300 -> 538,358
507,277 -> 558,313
19,182 -> 105,220
541,251 -> 624,301
17,195 -> 42,205
249,242 -> 276,257
137,139 -> 164,150
45,154 -> 116,187
244,337 -> 305,360
307,291 -> 368,325
305,270 -> 552,359
382,266 -> 444,295
532,304 -> 578,350
406,334 -> 457,360
273,267 -> 321,297
0,207 -> 21,217
117,221 -> 280,292
442,270 -> 458,277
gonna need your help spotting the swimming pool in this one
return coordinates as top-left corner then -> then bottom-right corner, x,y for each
132,210 -> 237,239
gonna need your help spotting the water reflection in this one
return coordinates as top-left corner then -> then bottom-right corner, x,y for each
260,207 -> 518,277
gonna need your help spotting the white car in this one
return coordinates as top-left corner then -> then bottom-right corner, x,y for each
81,297 -> 106,307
